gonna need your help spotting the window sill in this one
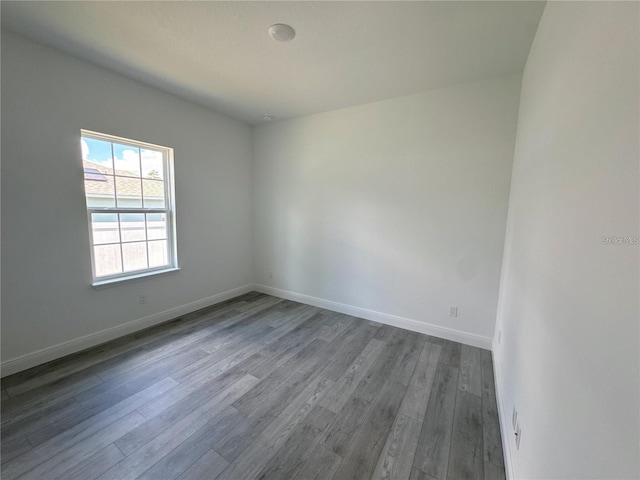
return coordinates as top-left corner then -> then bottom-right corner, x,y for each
92,267 -> 181,289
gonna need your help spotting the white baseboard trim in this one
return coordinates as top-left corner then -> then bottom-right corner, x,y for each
0,284 -> 254,377
491,342 -> 515,480
254,284 -> 492,350
1,283 -> 494,377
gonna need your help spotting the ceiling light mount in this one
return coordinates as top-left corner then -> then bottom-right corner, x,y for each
263,114 -> 274,121
269,24 -> 295,42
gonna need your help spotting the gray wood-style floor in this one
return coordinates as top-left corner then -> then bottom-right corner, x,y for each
1,292 -> 505,480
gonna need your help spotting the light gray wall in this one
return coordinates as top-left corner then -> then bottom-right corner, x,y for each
1,32 -> 253,366
252,75 -> 522,344
493,2 -> 639,478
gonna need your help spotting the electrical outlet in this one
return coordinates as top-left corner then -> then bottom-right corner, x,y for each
512,407 -> 518,430
449,306 -> 458,317
139,294 -> 147,305
515,423 -> 522,450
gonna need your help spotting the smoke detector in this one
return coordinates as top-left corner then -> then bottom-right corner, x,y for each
269,24 -> 295,42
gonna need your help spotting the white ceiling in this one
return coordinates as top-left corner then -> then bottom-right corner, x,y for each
1,1 -> 545,125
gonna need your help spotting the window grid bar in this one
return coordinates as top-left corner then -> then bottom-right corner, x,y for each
142,178 -> 148,209
145,215 -> 150,267
139,148 -> 146,209
118,214 -> 125,276
111,142 -> 118,208
138,147 -> 143,184
113,173 -> 145,180
88,208 -> 168,214
92,238 -> 167,248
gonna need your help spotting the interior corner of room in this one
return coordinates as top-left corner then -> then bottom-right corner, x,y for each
1,1 -> 638,479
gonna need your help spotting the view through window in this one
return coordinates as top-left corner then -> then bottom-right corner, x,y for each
81,130 -> 177,282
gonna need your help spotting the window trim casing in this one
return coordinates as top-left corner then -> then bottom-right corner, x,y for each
81,129 -> 179,286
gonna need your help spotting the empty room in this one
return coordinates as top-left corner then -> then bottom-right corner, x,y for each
1,1 -> 638,479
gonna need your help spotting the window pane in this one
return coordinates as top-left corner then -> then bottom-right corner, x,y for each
120,213 -> 146,242
94,244 -> 122,277
142,179 -> 166,208
82,137 -> 113,171
146,213 -> 167,240
122,242 -> 148,272
91,213 -> 120,245
82,130 -> 176,283
113,143 -> 141,177
141,149 -> 164,180
148,240 -> 169,268
84,176 -> 115,207
115,176 -> 142,208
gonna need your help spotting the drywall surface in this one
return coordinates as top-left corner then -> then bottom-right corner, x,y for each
494,2 -> 639,478
1,32 -> 253,368
253,75 -> 521,343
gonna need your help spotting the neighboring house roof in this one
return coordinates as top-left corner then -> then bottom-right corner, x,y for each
83,160 -> 163,198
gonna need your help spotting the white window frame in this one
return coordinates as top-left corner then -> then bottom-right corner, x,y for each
81,129 -> 179,287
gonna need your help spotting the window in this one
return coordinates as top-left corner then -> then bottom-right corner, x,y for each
81,130 -> 178,285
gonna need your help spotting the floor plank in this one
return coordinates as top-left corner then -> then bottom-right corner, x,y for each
484,460 -> 507,480
255,405 -> 336,480
447,391 -> 484,480
296,443 -> 343,480
371,413 -> 421,480
399,341 -> 442,423
215,348 -> 329,462
459,345 -> 482,397
321,329 -> 414,457
319,338 -> 384,413
135,407 -> 244,480
6,411 -> 146,480
389,332 -> 426,387
240,310 -> 325,377
315,312 -> 352,342
439,340 -> 462,368
231,338 -> 327,416
55,444 -> 124,480
320,323 -> 379,381
0,293 -> 505,480
409,467 -> 439,480
114,372 -> 254,456
0,434 -> 32,465
3,296 -> 252,397
176,449 -> 229,480
412,363 -> 459,480
135,366 -> 246,420
1,377 -> 177,479
168,305 -> 314,385
96,376 -> 258,480
332,379 -> 406,480
214,375 -> 334,480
